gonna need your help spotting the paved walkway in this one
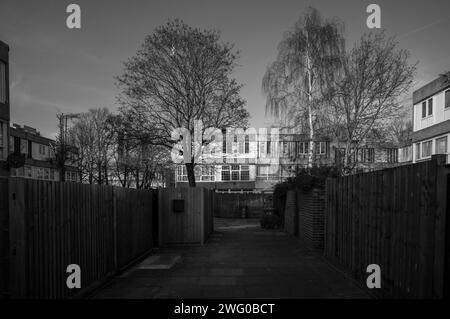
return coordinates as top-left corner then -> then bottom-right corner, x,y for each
92,218 -> 370,299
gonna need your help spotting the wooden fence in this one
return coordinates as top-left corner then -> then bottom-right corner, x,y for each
2,178 -> 156,299
214,192 -> 271,218
324,155 -> 450,298
158,188 -> 214,245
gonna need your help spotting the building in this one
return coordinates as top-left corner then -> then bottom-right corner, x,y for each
175,128 -> 401,192
0,40 -> 10,177
9,124 -> 79,182
412,72 -> 450,163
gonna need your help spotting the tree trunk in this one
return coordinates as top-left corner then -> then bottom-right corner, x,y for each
306,53 -> 314,169
185,162 -> 196,187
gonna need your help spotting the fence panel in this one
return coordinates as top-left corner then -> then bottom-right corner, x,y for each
6,178 -> 156,299
324,155 -> 450,298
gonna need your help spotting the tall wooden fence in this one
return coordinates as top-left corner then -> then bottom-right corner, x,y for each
158,188 -> 214,245
324,155 -> 450,298
2,178 -> 156,299
214,192 -> 271,218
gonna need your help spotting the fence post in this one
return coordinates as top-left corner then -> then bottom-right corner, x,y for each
8,178 -> 27,298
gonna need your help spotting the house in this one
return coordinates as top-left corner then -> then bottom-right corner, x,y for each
412,72 -> 450,163
174,128 -> 401,192
9,124 -> 79,182
0,40 -> 10,177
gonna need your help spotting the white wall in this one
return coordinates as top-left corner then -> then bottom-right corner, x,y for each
414,89 -> 450,132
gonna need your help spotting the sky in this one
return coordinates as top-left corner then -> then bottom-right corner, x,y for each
0,0 -> 449,138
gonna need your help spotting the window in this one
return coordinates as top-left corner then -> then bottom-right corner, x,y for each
282,142 -> 288,157
422,101 -> 427,118
0,61 -> 6,104
176,165 -> 188,182
37,168 -> 44,179
386,148 -> 398,163
316,141 -> 326,155
415,143 -> 420,160
244,135 -> 249,154
28,141 -> 32,158
446,90 -> 450,109
44,168 -> 49,180
428,98 -> 433,116
257,165 -> 269,178
421,140 -> 432,157
231,165 -> 240,181
0,121 -> 6,160
298,142 -> 308,155
221,165 -> 230,181
436,136 -> 448,154
241,165 -> 250,180
358,148 -> 374,163
20,139 -> 27,154
25,166 -> 32,178
16,167 -> 24,177
222,135 -> 227,154
49,169 -> 55,180
201,166 -> 215,181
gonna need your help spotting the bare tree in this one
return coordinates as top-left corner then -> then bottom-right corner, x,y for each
325,32 -> 416,173
262,7 -> 344,167
116,19 -> 249,186
68,108 -> 114,184
108,114 -> 171,189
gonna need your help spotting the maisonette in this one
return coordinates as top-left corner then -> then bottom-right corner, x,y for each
175,128 -> 401,192
9,124 -> 79,182
412,72 -> 450,163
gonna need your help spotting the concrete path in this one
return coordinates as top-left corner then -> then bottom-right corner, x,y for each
92,218 -> 370,299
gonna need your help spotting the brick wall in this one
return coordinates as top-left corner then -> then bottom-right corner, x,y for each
297,188 -> 325,250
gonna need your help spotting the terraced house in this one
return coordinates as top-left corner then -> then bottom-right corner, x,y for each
412,72 -> 450,163
175,128 -> 401,192
9,124 -> 79,182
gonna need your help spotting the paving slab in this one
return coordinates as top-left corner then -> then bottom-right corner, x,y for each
91,218 -> 371,299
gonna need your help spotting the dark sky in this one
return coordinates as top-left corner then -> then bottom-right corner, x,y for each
1,0 -> 449,138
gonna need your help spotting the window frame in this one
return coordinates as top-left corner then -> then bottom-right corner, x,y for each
421,101 -> 427,118
445,89 -> 450,109
436,136 -> 448,155
0,61 -> 6,104
421,140 -> 433,158
427,98 -> 433,116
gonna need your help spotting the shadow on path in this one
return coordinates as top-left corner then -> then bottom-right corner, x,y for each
91,218 -> 371,299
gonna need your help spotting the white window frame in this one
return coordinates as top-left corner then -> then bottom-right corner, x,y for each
445,89 -> 450,109
421,140 -> 433,158
436,136 -> 448,155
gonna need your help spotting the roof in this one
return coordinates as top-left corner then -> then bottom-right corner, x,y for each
413,72 -> 450,104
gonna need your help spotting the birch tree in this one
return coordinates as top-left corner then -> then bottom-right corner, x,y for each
262,7 -> 344,167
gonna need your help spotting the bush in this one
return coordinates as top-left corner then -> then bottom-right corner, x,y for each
274,165 -> 340,193
260,213 -> 281,229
